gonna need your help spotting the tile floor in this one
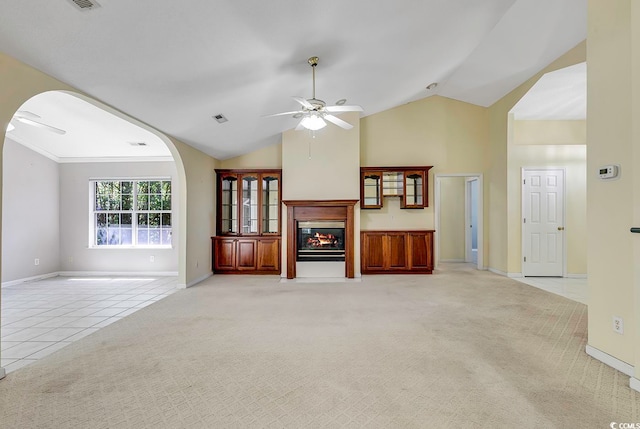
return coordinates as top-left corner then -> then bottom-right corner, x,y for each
512,276 -> 588,304
1,275 -> 178,374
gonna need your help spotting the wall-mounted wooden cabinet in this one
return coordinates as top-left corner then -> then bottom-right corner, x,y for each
360,166 -> 432,209
361,230 -> 434,274
214,169 -> 282,274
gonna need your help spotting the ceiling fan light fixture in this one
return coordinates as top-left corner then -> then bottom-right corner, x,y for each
6,123 -> 15,132
300,115 -> 327,131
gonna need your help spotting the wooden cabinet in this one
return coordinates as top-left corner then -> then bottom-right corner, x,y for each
214,169 -> 282,274
212,237 -> 280,274
360,166 -> 432,209
361,230 -> 434,274
216,169 -> 281,236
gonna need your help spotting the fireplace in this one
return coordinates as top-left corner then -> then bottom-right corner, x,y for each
297,221 -> 346,261
283,200 -> 357,279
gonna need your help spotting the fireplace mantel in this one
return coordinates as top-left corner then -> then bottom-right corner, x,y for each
282,199 -> 358,279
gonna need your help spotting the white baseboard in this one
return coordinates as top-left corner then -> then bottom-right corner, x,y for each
2,271 -> 179,288
566,274 -> 587,279
178,272 -> 212,289
57,271 -> 178,277
508,273 -> 523,278
1,272 -> 59,288
488,268 -> 507,277
440,259 -> 465,263
0,367 -> 5,380
585,344 -> 634,376
630,377 -> 640,393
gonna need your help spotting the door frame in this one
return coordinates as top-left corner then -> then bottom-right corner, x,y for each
521,167 -> 567,277
435,173 -> 484,270
465,177 -> 479,263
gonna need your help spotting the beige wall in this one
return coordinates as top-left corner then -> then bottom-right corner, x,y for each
360,96 -> 489,266
587,0 -> 637,366
439,177 -> 466,261
513,120 -> 586,145
488,41 -> 586,274
633,0 -> 640,378
220,142 -> 282,169
281,112 -> 361,276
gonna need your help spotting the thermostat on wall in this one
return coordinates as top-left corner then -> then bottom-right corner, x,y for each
599,165 -> 619,180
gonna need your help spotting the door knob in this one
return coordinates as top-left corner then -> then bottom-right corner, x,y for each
557,227 -> 565,231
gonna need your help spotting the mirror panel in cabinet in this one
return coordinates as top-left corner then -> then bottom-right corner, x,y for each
382,172 -> 403,196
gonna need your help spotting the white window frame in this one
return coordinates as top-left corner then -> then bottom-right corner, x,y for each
89,177 -> 172,249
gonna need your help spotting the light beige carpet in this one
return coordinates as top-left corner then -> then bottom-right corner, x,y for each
1,264 -> 638,428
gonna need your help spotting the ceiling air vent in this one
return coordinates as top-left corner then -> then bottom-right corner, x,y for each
68,0 -> 101,11
128,142 -> 147,147
213,114 -> 228,124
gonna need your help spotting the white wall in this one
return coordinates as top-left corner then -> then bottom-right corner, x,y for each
59,161 -> 179,273
2,138 -> 60,282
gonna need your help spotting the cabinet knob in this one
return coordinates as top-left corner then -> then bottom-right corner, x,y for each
557,227 -> 565,231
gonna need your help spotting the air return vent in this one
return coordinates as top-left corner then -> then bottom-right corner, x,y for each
213,114 -> 228,124
68,0 -> 101,11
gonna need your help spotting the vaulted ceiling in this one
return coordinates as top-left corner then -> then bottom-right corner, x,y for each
0,0 -> 586,160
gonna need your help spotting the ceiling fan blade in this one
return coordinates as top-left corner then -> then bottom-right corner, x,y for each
292,96 -> 314,110
324,114 -> 353,130
325,105 -> 364,113
263,110 -> 304,118
15,117 -> 67,135
16,110 -> 42,120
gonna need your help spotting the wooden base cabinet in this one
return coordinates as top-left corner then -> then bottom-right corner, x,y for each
212,237 -> 280,274
361,230 -> 434,274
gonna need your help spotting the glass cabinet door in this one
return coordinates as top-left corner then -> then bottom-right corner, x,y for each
403,171 -> 424,208
261,174 -> 280,234
241,174 -> 259,234
221,175 -> 238,233
362,171 -> 383,208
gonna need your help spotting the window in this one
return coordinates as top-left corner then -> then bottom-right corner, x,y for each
92,179 -> 172,247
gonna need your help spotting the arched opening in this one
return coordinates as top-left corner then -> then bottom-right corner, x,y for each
1,90 -> 188,373
506,62 -> 587,300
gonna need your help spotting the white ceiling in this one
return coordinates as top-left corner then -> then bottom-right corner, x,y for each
7,91 -> 171,162
0,0 -> 587,160
511,62 -> 586,120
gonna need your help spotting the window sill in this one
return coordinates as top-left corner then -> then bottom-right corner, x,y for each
88,245 -> 173,250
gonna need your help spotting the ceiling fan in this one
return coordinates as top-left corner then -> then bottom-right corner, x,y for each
6,110 -> 66,135
266,56 -> 363,131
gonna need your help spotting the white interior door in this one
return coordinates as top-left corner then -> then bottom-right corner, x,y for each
522,169 -> 564,276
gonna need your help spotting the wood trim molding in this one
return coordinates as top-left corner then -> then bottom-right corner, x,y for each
282,200 -> 358,279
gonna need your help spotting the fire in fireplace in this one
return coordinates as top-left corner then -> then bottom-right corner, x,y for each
297,221 -> 346,262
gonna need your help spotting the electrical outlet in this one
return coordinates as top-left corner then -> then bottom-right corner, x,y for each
613,316 -> 624,334
34,258 -> 39,266
149,255 -> 155,263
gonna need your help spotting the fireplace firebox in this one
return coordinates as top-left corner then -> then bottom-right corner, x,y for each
297,221 -> 346,262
